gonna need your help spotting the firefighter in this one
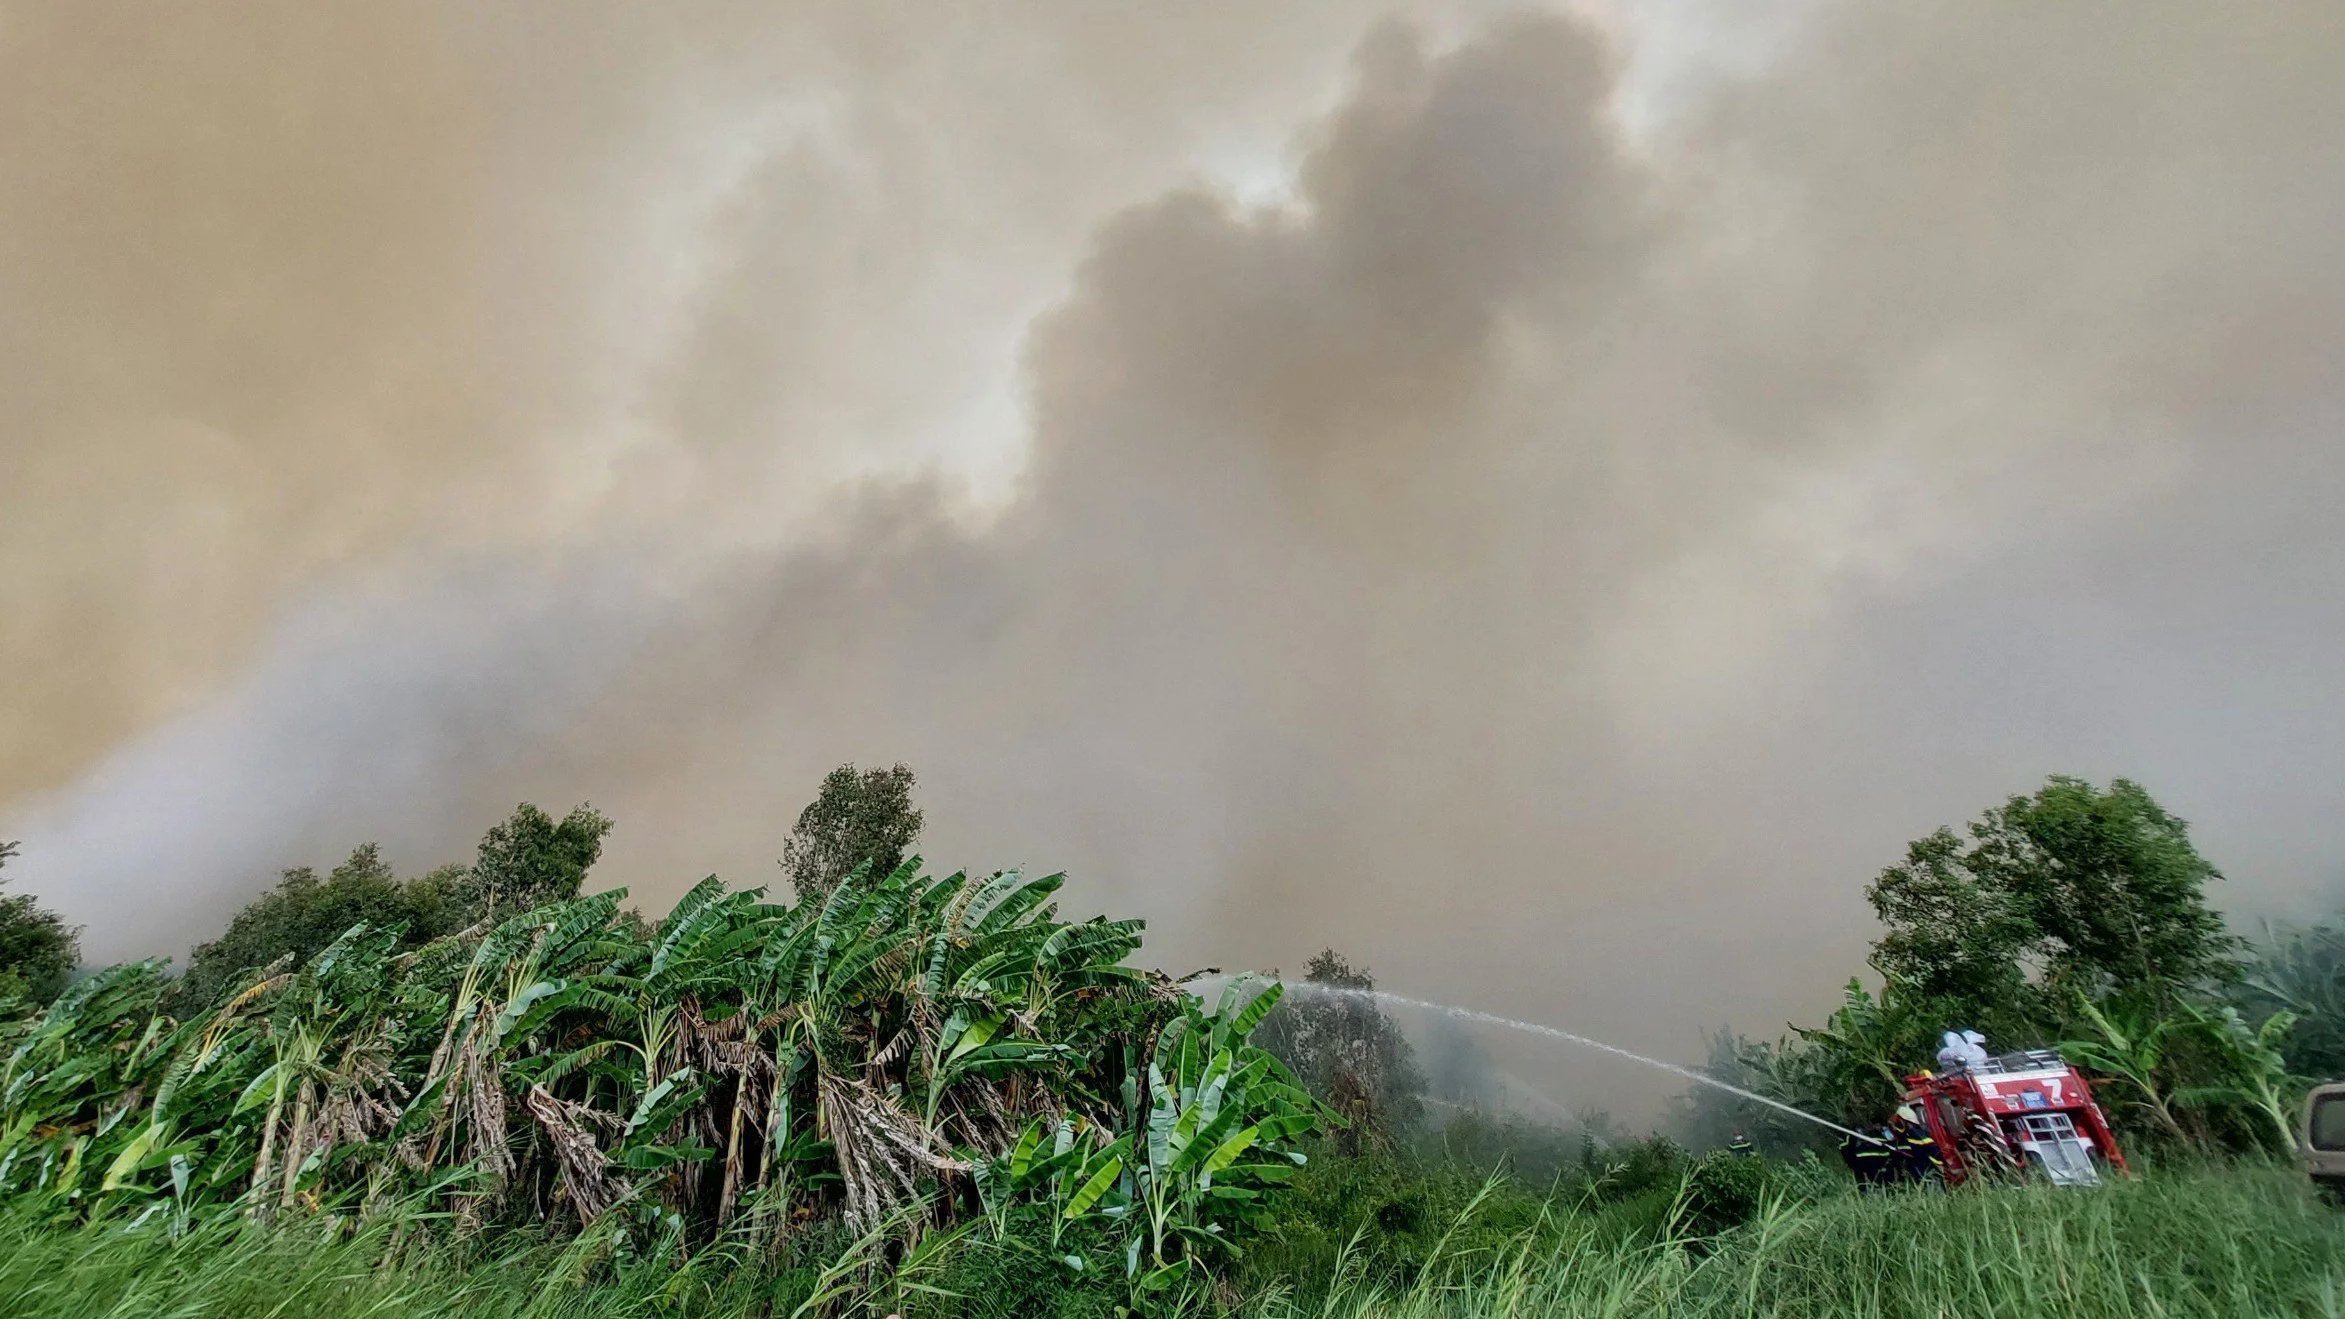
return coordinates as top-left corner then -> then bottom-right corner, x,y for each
1839,1129 -> 1895,1190
1891,1106 -> 1943,1184
1727,1130 -> 1755,1157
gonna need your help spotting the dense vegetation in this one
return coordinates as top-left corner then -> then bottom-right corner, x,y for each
0,854 -> 1330,1307
1679,777 -> 2336,1162
170,805 -> 617,1010
1,769 -> 2339,1316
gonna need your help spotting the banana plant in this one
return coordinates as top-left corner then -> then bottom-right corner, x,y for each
919,1007 -> 1068,1134
1117,979 -> 1318,1292
968,978 -> 1324,1302
975,1112 -> 1127,1262
2058,996 -> 2193,1142
1788,978 -> 1938,1123
0,845 -> 1295,1299
2174,1003 -> 2303,1154
110,968 -> 281,1208
2237,918 -> 2345,1080
0,962 -> 194,1205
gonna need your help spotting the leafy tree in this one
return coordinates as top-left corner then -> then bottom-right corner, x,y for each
1867,828 -> 2038,1026
1868,777 -> 2236,1025
0,841 -> 79,1003
456,802 -> 613,917
181,802 -> 606,1010
1693,780 -> 2281,1164
1977,777 -> 2238,1003
1254,949 -> 1424,1151
402,862 -> 475,933
1780,978 -> 1946,1127
780,764 -> 922,903
177,844 -> 456,1010
1671,1030 -> 1831,1155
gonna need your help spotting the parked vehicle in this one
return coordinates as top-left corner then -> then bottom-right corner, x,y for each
2304,1081 -> 2345,1201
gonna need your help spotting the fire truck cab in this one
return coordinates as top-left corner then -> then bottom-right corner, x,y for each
1901,1048 -> 2128,1187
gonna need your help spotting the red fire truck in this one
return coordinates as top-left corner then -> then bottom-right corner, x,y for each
1900,1048 -> 2128,1187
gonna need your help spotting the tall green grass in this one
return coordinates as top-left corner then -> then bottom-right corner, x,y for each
0,1213 -> 557,1319
0,1209 -> 839,1319
1275,1167 -> 2343,1319
2,1167 -> 2335,1318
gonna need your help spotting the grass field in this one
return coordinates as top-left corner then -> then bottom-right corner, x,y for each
2,1164 -> 2335,1319
1273,1165 -> 2344,1319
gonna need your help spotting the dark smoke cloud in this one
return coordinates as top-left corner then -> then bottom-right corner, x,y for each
6,1 -> 2344,1108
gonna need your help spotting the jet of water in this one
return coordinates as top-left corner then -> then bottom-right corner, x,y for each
1212,975 -> 1878,1144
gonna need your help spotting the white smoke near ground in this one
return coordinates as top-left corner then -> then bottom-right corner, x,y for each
5,2 -> 2344,1112
9,557 -> 681,936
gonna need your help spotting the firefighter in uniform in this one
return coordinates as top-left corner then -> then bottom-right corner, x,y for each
1891,1106 -> 1943,1184
1839,1129 -> 1895,1189
1727,1131 -> 1755,1157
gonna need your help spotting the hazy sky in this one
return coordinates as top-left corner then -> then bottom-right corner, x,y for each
4,1 -> 2342,1105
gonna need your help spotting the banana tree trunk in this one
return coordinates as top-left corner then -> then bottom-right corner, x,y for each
2118,1071 -> 2189,1142
415,991 -> 479,1169
249,1070 -> 287,1209
280,1076 -> 316,1207
717,1068 -> 750,1224
753,1076 -> 781,1197
2255,1087 -> 2297,1154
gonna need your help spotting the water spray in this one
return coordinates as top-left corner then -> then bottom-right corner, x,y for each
1201,974 -> 1877,1144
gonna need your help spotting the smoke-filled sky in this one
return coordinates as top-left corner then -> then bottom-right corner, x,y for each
5,1 -> 2343,1096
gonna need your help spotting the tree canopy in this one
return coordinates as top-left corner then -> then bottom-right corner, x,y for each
1867,776 -> 2237,1022
781,763 -> 923,902
1255,948 -> 1425,1149
175,844 -> 461,1009
176,803 -> 611,1008
0,841 -> 79,1004
455,802 -> 613,917
1702,775 -> 2304,1156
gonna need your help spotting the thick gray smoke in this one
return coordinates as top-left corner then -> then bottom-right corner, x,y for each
5,3 -> 2343,1103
